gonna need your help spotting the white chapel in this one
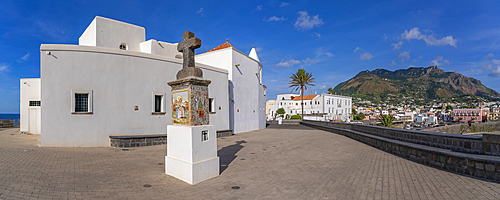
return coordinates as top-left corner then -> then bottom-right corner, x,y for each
19,16 -> 266,147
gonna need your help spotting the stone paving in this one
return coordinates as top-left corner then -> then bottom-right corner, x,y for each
1,125 -> 500,199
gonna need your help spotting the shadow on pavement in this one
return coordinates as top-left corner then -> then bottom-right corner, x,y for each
266,124 -> 315,130
218,140 -> 246,174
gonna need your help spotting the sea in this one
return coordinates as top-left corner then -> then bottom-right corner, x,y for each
0,114 -> 20,120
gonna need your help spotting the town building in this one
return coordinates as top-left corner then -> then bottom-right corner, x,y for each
19,16 -> 266,147
268,93 -> 352,121
452,107 -> 488,122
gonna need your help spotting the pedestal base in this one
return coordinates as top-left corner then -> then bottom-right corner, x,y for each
165,125 -> 219,185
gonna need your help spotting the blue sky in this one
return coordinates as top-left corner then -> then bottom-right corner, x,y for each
1,0 -> 500,113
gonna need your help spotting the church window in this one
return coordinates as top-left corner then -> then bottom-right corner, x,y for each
71,90 -> 92,114
119,43 -> 127,50
152,93 -> 165,115
209,98 -> 216,113
155,95 -> 162,112
75,94 -> 88,112
282,97 -> 285,100
29,101 -> 41,106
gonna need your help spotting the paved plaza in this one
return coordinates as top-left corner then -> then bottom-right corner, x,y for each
1,125 -> 500,199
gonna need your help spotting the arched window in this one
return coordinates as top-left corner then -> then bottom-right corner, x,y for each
119,43 -> 127,50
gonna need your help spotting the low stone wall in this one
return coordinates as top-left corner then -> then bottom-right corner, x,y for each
301,121 -> 500,182
0,119 -> 15,128
282,119 -> 302,125
303,120 -> 484,154
110,129 -> 233,148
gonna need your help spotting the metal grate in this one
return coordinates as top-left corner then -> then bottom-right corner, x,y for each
29,101 -> 41,106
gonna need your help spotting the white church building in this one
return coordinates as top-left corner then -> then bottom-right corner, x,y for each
268,93 -> 352,122
20,16 -> 266,147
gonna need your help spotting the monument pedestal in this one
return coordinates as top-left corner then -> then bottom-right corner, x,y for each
165,125 -> 219,185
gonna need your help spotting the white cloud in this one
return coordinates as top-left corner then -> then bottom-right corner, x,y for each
280,2 -> 291,7
196,7 -> 204,14
319,85 -> 327,90
418,55 -> 423,59
255,47 -> 263,52
314,33 -> 321,38
412,59 -> 417,62
302,58 -> 319,65
388,60 -> 396,65
399,51 -> 410,62
391,41 -> 403,50
400,27 -> 458,48
0,63 -> 10,72
276,59 -> 301,67
383,33 -> 388,41
325,52 -> 334,57
21,52 -> 30,61
256,5 -> 263,10
490,66 -> 500,77
266,16 -> 286,21
485,53 -> 495,58
294,11 -> 323,30
480,59 -> 500,77
360,52 -> 375,60
408,65 -> 416,68
353,47 -> 361,52
430,56 -> 449,66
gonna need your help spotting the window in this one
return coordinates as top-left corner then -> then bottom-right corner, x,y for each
29,101 -> 41,106
71,90 -> 92,114
75,94 -> 88,112
119,43 -> 127,50
155,95 -> 162,112
152,93 -> 165,115
209,98 -> 216,113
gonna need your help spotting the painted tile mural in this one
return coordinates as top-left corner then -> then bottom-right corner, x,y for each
190,85 -> 209,126
172,89 -> 190,125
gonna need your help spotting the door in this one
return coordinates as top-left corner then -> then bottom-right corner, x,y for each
29,108 -> 40,134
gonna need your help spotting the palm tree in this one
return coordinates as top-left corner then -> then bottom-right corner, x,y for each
327,87 -> 334,94
378,114 -> 395,127
289,69 -> 316,119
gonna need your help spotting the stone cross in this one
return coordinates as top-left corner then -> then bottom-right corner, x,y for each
176,31 -> 203,79
178,31 -> 201,69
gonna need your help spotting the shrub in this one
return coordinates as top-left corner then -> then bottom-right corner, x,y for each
290,115 -> 302,119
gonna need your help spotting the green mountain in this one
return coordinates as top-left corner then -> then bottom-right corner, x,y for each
332,66 -> 500,105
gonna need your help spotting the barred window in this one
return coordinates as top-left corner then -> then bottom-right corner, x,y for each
29,101 -> 41,106
75,94 -> 89,112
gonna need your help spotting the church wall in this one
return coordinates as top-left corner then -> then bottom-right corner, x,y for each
79,16 -> 145,52
40,45 -> 228,147
20,78 -> 41,133
231,50 -> 266,134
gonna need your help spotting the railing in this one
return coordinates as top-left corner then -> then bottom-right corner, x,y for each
0,119 -> 19,128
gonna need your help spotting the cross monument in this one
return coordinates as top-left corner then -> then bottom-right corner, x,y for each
165,31 -> 219,185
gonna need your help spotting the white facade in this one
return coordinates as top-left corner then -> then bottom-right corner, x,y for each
268,93 -> 352,121
20,79 -> 41,134
196,44 -> 266,134
21,16 -> 265,147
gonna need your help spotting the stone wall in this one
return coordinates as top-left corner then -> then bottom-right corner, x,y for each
303,120 -> 483,154
110,129 -> 233,148
301,121 -> 500,182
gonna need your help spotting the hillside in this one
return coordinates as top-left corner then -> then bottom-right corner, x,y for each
332,66 -> 500,105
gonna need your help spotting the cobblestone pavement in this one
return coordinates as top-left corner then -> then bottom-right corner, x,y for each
1,125 -> 500,199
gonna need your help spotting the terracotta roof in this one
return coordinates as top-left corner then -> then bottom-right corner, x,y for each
207,39 -> 233,53
291,95 -> 318,101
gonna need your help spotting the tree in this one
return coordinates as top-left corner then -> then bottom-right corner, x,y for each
276,108 -> 285,118
378,114 -> 395,127
327,87 -> 334,94
446,105 -> 453,111
289,69 -> 316,119
352,108 -> 357,115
